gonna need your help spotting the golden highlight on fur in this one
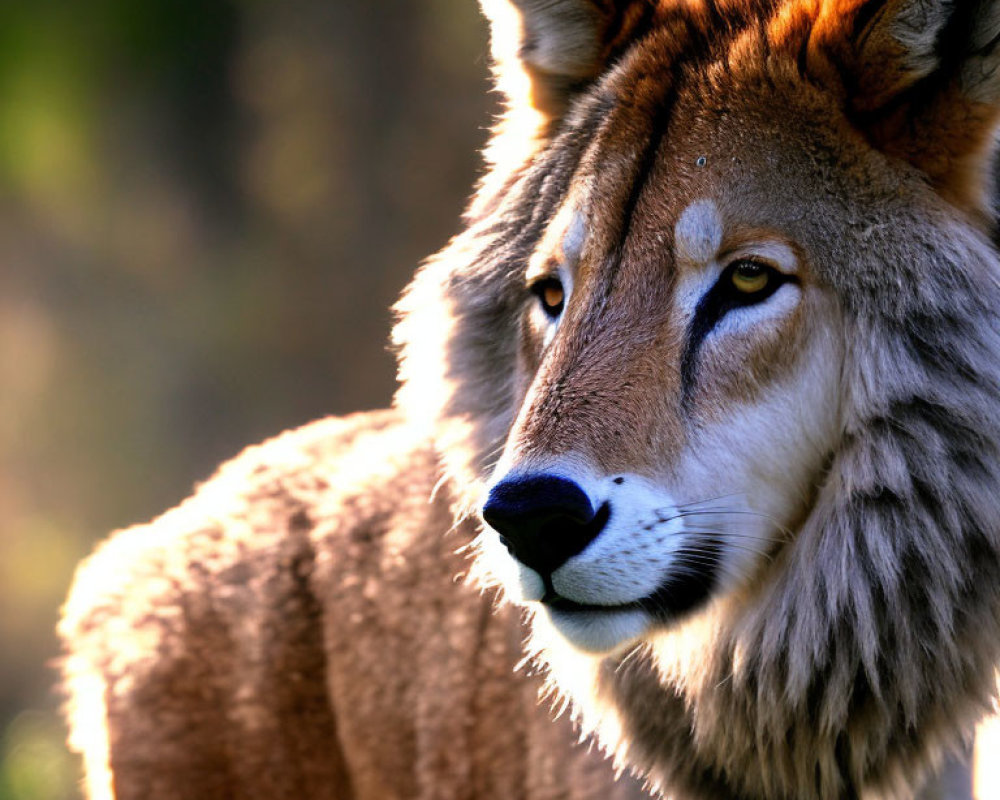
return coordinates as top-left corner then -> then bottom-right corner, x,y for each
62,1 -> 1000,798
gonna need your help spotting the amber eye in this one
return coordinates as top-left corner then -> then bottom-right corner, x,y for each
532,278 -> 565,318
730,260 -> 771,294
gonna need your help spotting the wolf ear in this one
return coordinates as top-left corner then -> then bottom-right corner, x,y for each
480,0 -> 649,120
815,0 -> 1000,217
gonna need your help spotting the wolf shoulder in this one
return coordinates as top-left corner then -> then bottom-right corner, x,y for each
58,409 -> 646,800
60,409 -> 462,679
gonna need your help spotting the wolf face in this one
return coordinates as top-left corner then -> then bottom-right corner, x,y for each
478,123 -> 846,654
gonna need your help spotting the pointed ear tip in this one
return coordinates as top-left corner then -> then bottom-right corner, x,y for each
478,0 -> 614,119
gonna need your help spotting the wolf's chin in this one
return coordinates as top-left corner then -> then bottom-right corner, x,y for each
543,605 -> 651,654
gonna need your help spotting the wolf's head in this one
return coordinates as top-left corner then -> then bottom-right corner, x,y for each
395,2 -> 1000,796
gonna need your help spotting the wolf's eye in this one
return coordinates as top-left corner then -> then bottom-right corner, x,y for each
713,258 -> 798,307
730,261 -> 770,294
531,278 -> 565,318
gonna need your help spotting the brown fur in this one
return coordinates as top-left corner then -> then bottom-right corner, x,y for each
61,412 -> 649,799
62,1 -> 1000,798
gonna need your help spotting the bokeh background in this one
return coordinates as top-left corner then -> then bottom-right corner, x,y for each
0,2 -> 494,797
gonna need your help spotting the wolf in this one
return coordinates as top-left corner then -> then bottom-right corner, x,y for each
61,1 -> 1000,798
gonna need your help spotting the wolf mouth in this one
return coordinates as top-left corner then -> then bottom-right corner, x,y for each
541,544 -> 720,619
541,592 -> 635,614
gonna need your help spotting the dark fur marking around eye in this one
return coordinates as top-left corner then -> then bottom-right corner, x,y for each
679,263 -> 796,402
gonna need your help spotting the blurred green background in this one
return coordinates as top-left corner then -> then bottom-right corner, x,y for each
0,1 -> 493,797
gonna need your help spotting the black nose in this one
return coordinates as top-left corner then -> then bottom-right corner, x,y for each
481,474 -> 610,576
